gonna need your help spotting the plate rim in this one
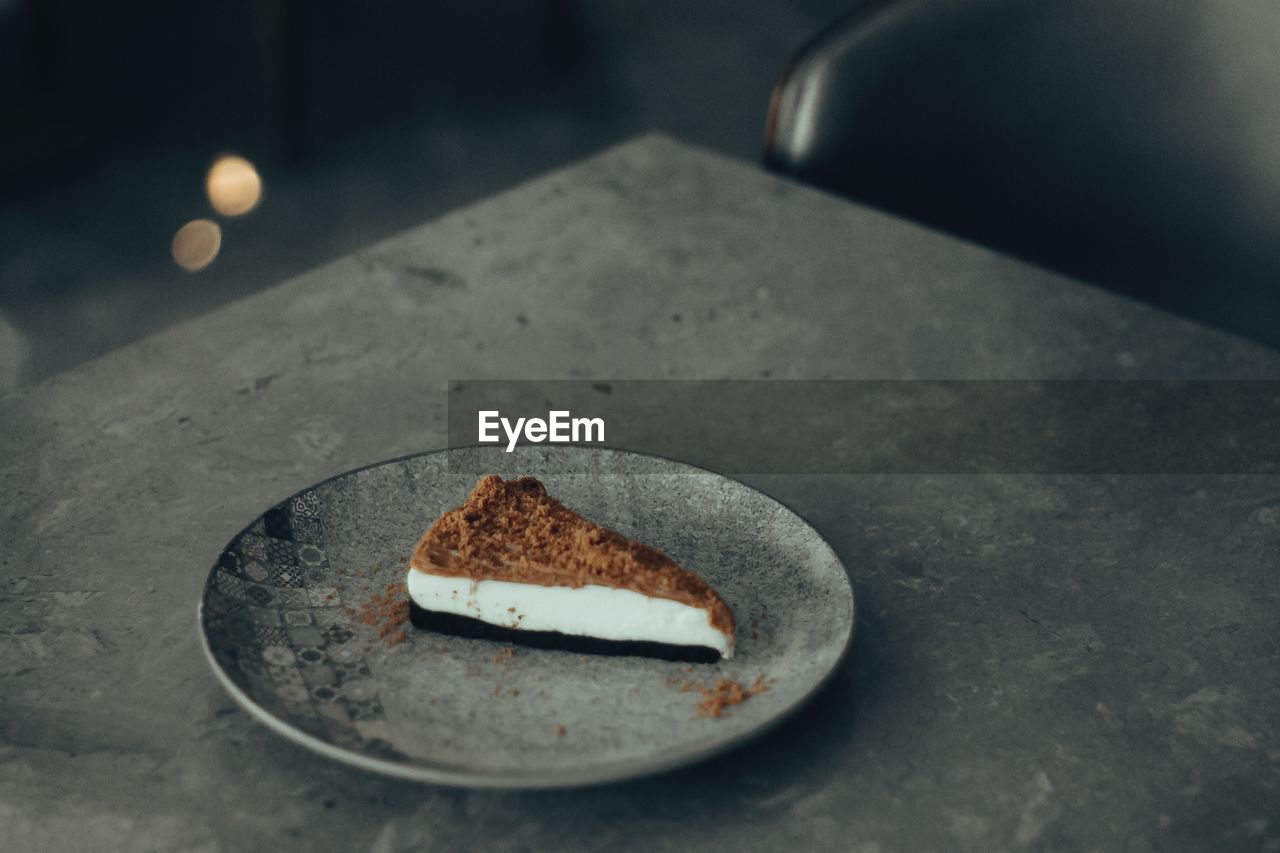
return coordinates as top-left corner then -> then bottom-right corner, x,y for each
197,444 -> 856,788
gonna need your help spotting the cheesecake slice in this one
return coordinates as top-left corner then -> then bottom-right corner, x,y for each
407,475 -> 735,662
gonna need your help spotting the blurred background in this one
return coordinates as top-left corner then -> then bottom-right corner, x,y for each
3,0 -> 1280,391
0,0 -> 850,387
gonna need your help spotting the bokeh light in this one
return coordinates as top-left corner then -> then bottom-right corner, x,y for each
172,219 -> 222,272
206,154 -> 263,217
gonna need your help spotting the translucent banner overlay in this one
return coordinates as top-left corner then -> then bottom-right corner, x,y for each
446,380 -> 1280,474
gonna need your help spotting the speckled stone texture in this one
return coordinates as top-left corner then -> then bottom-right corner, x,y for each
2,134 -> 1279,851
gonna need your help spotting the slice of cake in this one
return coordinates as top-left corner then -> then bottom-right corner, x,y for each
406,475 -> 735,662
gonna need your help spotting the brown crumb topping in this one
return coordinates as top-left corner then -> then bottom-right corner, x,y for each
410,475 -> 734,635
353,580 -> 409,645
693,676 -> 773,718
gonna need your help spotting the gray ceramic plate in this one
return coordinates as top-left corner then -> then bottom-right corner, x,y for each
198,446 -> 854,788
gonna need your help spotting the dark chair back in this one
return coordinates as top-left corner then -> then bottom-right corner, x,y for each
766,0 -> 1280,348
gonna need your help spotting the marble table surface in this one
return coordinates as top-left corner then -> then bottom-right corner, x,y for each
3,134 -> 1278,852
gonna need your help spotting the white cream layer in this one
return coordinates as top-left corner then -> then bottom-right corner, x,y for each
406,568 -> 733,658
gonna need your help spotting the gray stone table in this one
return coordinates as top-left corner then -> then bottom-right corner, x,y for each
3,134 -> 1279,852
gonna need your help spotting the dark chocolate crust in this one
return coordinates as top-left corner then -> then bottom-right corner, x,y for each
408,601 -> 721,664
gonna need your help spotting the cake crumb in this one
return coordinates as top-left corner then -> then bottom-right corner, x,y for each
555,725 -> 567,737
694,676 -> 773,718
352,578 -> 409,646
